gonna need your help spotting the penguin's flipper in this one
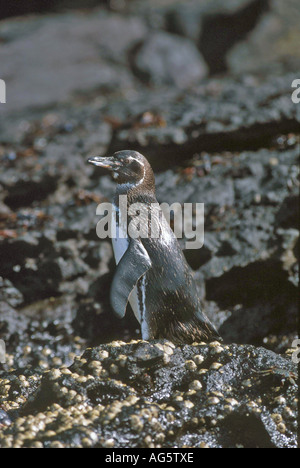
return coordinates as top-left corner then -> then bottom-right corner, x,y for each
110,238 -> 151,318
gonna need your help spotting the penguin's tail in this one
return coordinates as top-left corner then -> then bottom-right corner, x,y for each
157,311 -> 222,345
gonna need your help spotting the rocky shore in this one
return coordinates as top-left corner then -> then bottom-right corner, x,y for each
0,0 -> 299,448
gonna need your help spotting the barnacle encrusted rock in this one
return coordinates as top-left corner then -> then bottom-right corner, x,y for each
0,340 -> 297,448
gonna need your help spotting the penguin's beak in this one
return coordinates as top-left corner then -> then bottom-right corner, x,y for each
87,156 -> 121,170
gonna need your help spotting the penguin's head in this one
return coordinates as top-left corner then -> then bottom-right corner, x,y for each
88,150 -> 154,190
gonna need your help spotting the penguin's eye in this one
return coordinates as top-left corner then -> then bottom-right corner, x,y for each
129,159 -> 142,173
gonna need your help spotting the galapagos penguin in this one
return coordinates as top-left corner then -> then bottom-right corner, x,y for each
88,150 -> 220,344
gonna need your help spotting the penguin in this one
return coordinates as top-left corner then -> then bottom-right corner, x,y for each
88,150 -> 221,344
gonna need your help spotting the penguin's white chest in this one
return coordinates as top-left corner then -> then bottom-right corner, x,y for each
111,205 -> 148,338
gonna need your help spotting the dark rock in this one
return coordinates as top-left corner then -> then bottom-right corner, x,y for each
132,31 -> 208,87
0,9 -> 144,113
276,195 -> 299,229
164,4 -> 204,43
0,1 -> 111,20
184,245 -> 212,271
107,74 -> 299,170
0,237 -> 62,303
3,175 -> 58,209
207,259 -> 298,346
198,0 -> 270,73
227,0 -> 300,75
216,241 -> 237,257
